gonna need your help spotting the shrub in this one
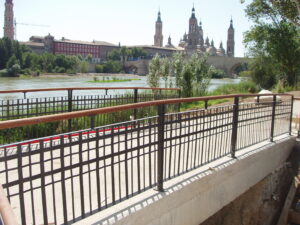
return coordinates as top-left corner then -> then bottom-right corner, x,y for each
211,80 -> 259,95
95,64 -> 104,73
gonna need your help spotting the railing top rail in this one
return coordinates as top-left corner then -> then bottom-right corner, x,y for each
0,93 -> 292,130
0,87 -> 181,94
294,97 -> 300,101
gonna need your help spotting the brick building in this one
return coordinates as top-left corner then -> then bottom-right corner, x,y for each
23,34 -> 118,63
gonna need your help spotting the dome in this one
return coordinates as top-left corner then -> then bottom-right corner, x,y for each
216,42 -> 225,56
206,46 -> 217,56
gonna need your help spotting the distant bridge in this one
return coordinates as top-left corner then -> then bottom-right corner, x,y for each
124,56 -> 251,76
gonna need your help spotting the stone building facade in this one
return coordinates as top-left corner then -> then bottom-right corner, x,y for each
178,6 -> 235,57
3,0 -> 14,40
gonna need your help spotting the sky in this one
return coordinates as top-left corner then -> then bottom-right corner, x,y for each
0,0 -> 253,57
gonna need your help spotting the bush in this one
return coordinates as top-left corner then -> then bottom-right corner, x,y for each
0,69 -> 8,77
210,68 -> 226,79
66,69 -> 76,74
211,80 -> 259,95
7,64 -> 21,77
103,61 -> 122,73
95,64 -> 104,73
57,67 -> 66,73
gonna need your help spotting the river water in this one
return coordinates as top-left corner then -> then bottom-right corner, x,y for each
0,75 -> 240,99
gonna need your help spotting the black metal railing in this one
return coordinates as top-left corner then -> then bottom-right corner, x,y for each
0,94 -> 294,225
0,87 -> 180,121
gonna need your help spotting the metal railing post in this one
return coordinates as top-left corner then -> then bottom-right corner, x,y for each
67,90 -> 73,112
205,100 -> 208,109
230,96 -> 239,158
289,96 -> 294,136
157,104 -> 165,192
134,89 -> 138,120
177,90 -> 181,112
270,95 -> 277,142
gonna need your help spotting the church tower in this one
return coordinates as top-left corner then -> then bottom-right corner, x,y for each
187,6 -> 200,47
154,11 -> 163,47
226,18 -> 235,57
4,0 -> 14,40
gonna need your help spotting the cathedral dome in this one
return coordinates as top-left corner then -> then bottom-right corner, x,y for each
206,46 -> 217,56
217,42 -> 226,56
206,40 -> 217,56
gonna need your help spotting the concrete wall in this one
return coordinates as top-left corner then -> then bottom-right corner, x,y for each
75,137 -> 296,225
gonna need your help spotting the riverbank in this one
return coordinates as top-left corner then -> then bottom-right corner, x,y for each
40,73 -> 142,78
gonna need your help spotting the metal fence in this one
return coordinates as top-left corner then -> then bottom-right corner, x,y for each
0,94 -> 294,225
0,87 -> 180,121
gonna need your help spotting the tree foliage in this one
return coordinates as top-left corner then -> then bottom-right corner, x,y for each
242,0 -> 300,26
0,37 -> 90,77
147,53 -> 212,97
244,0 -> 300,88
107,47 -> 148,61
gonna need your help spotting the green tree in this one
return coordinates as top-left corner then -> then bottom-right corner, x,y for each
147,54 -> 161,88
172,52 -> 185,88
130,47 -> 148,58
107,49 -> 121,61
241,0 -> 300,27
244,0 -> 300,88
161,58 -> 171,88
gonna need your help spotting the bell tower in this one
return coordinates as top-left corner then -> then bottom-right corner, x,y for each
154,10 -> 163,47
4,0 -> 14,40
187,5 -> 200,48
227,18 -> 235,57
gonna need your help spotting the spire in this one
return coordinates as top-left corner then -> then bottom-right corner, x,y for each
191,4 -> 196,19
157,10 -> 162,23
211,39 -> 214,47
219,42 -> 223,49
6,0 -> 13,4
229,17 -> 233,29
205,37 -> 210,46
168,35 -> 171,45
199,21 -> 202,29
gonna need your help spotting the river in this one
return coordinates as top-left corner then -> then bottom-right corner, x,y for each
0,75 -> 240,99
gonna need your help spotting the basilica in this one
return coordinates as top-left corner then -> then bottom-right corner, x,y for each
154,6 -> 235,57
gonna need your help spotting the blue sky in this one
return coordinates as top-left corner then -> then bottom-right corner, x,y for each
0,0 -> 253,57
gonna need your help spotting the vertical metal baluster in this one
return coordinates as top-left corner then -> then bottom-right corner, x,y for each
156,104 -> 165,192
270,95 -> 277,142
134,89 -> 138,120
110,126 -> 116,204
137,121 -> 141,192
289,96 -> 294,136
68,90 -> 73,131
124,125 -> 129,197
177,90 -> 181,112
78,132 -> 85,218
230,96 -> 239,158
60,136 -> 68,224
17,145 -> 26,225
95,128 -> 102,210
39,140 -> 48,225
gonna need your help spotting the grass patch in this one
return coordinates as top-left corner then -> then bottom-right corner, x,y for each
181,80 -> 259,111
